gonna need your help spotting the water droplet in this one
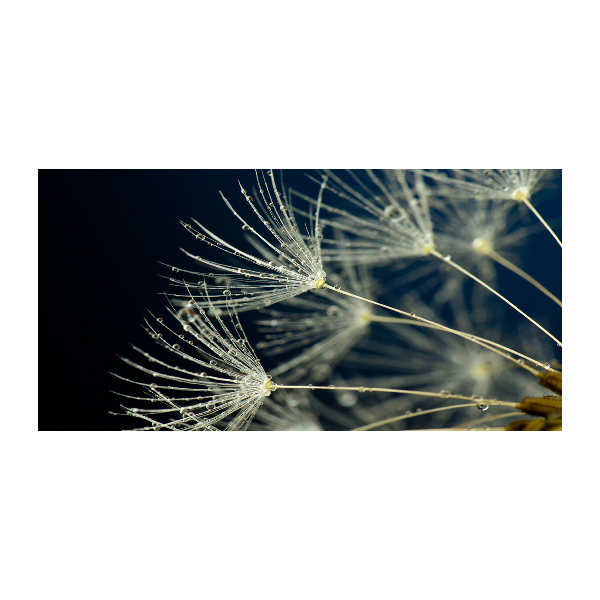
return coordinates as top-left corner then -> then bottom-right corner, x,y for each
268,261 -> 276,267
196,233 -> 205,240
442,255 -> 451,261
476,403 -> 489,411
173,344 -> 180,350
172,267 -> 180,272
150,383 -> 158,389
334,285 -> 341,290
199,372 -> 207,377
209,360 -> 217,366
358,386 -> 365,392
415,408 -> 422,413
327,384 -> 335,389
543,363 -> 550,369
517,359 -> 524,364
439,389 -> 451,397
242,224 -> 250,231
156,317 -> 163,323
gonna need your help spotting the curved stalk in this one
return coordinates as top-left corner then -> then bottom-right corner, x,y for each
323,283 -> 551,376
484,247 -> 561,307
273,384 -> 516,412
428,248 -> 562,347
352,403 -> 476,431
447,411 -> 525,430
522,197 -> 562,247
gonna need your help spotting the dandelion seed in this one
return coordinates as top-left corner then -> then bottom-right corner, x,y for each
293,169 -> 435,267
431,197 -> 521,288
416,169 -> 561,246
416,169 -> 554,202
167,170 -> 328,313
112,293 -> 276,431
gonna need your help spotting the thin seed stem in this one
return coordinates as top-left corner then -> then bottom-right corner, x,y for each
323,283 -> 545,376
484,248 -> 561,307
523,197 -> 562,248
448,411 -> 525,430
351,403 -> 477,431
274,384 -> 516,409
426,426 -> 507,431
429,248 -> 562,347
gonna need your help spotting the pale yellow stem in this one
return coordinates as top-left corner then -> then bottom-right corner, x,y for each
324,283 -> 545,376
485,248 -> 561,307
352,403 -> 476,431
276,383 -> 517,416
448,411 -> 525,430
522,197 -> 562,248
429,248 -> 562,347
426,426 -> 507,431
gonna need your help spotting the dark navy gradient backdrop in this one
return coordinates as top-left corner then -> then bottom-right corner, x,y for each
38,170 -> 562,430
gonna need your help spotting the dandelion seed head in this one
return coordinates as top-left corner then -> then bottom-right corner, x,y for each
430,195 -> 531,293
293,170 -> 435,267
418,169 -> 554,203
471,236 -> 493,254
313,270 -> 327,288
511,187 -> 531,202
468,358 -> 494,381
113,293 -> 277,430
168,170 -> 327,313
